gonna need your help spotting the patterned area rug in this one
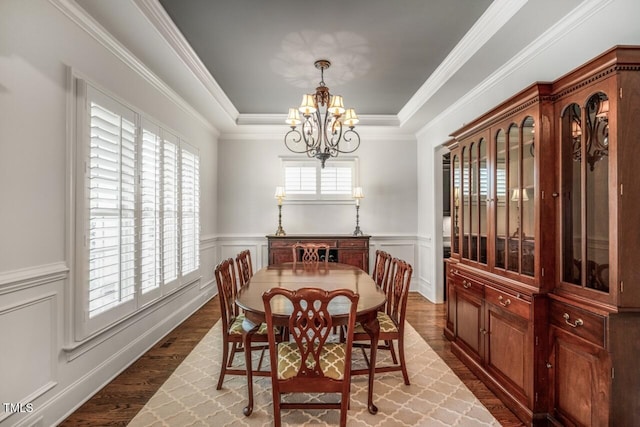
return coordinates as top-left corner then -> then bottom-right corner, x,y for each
128,321 -> 500,426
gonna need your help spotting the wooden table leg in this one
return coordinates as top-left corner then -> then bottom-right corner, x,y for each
242,325 -> 259,416
361,314 -> 380,415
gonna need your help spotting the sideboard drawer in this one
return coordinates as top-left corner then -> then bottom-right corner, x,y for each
338,238 -> 368,248
453,275 -> 484,298
550,301 -> 606,348
270,239 -> 337,248
485,286 -> 530,320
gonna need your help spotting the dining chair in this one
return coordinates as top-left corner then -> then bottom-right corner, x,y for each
235,249 -> 253,287
292,242 -> 330,269
214,258 -> 272,390
351,257 -> 413,385
262,287 -> 360,427
372,249 -> 392,291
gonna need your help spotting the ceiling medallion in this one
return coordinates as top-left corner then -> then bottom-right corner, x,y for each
284,60 -> 360,168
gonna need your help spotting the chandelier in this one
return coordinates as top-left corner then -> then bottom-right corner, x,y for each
284,60 -> 361,168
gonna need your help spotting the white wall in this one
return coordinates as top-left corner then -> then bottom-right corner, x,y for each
217,131 -> 417,236
416,0 -> 640,303
216,129 -> 420,281
0,1 -> 218,426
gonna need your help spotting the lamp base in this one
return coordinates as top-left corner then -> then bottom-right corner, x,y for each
275,226 -> 286,236
352,226 -> 363,236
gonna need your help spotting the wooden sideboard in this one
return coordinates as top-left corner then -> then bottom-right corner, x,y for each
266,235 -> 370,273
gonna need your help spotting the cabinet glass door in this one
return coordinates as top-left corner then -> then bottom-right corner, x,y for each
507,124 -> 520,273
521,117 -> 535,276
452,153 -> 460,255
462,147 -> 469,258
495,130 -> 507,269
470,143 -> 478,261
479,139 -> 488,264
560,93 -> 610,292
494,118 -> 535,276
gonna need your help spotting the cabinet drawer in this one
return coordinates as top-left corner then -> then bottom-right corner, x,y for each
271,239 -> 337,248
550,301 -> 606,348
453,276 -> 484,298
338,239 -> 368,248
270,240 -> 295,248
485,286 -> 530,320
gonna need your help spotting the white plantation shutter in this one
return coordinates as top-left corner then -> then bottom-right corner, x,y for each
140,120 -> 161,295
181,145 -> 200,275
78,81 -> 202,338
87,97 -> 136,318
163,133 -> 179,284
284,166 -> 316,194
320,166 -> 352,195
281,158 -> 357,200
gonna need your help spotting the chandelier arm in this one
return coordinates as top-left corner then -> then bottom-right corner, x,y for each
301,113 -> 321,150
324,114 -> 343,148
333,128 -> 361,154
284,129 -> 313,154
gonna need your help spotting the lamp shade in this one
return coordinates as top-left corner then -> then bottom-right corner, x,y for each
342,108 -> 359,127
353,186 -> 364,199
299,94 -> 317,115
596,99 -> 609,118
285,108 -> 301,126
328,95 -> 345,115
274,186 -> 286,199
511,188 -> 529,202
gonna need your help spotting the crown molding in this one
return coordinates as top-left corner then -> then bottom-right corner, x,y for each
398,0 -> 528,127
132,0 -> 239,123
235,113 -> 400,127
415,0 -> 613,140
48,0 -> 216,133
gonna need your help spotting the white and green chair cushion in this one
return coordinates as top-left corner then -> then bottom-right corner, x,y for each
276,342 -> 347,380
354,311 -> 398,334
228,314 -> 271,335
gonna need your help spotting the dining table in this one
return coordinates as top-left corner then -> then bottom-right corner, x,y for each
235,262 -> 386,417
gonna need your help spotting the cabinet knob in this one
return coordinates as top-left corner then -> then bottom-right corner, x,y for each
463,280 -> 471,289
546,362 -> 552,369
480,328 -> 488,335
552,192 -> 559,198
498,295 -> 511,307
563,312 -> 584,328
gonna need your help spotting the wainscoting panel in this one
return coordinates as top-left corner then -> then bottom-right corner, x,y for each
199,235 -> 218,292
216,236 -> 270,271
418,236 -> 438,302
0,293 -> 57,424
370,235 -> 418,289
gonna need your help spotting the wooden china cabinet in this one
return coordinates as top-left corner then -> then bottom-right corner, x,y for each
446,46 -> 640,426
546,46 -> 640,427
445,82 -> 556,425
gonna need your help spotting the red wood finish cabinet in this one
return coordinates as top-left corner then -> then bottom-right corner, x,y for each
266,235 -> 370,273
446,47 -> 640,426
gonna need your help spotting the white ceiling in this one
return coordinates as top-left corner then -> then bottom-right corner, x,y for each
75,0 -> 584,134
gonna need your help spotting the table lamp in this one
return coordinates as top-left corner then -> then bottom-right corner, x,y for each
274,186 -> 286,236
353,186 -> 364,236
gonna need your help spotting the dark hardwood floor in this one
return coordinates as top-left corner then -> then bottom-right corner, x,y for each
61,292 -> 524,426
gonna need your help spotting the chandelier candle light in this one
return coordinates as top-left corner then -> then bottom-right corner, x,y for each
352,186 -> 364,236
274,186 -> 286,236
285,60 -> 361,168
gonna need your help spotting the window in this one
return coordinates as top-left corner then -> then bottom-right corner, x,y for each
77,82 -> 200,338
281,158 -> 358,201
